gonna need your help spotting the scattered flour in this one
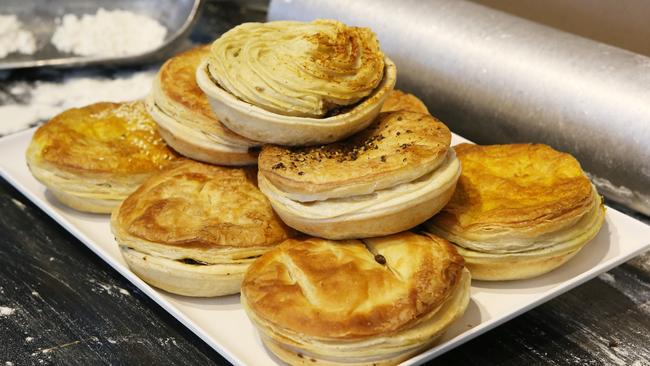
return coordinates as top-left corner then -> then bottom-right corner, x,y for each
0,15 -> 36,58
52,8 -> 167,57
0,69 -> 155,136
10,198 -> 26,210
0,306 -> 15,316
158,337 -> 179,347
599,272 -> 616,286
97,282 -> 112,293
640,301 -> 650,313
89,279 -> 131,297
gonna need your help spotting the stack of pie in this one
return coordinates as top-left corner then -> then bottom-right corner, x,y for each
24,18 -> 605,366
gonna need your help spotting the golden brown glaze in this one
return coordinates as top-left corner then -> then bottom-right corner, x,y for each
432,143 -> 595,236
156,45 -> 256,145
27,101 -> 177,177
242,232 -> 465,339
115,160 -> 293,249
381,90 -> 429,114
159,45 -> 215,120
258,111 -> 451,195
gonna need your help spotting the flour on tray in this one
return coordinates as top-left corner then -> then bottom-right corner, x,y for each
51,8 -> 167,57
0,15 -> 36,58
0,69 -> 155,136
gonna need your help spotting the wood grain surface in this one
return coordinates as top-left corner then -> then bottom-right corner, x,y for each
0,180 -> 230,365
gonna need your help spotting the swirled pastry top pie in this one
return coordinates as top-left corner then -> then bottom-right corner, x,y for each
257,111 -> 460,239
147,45 -> 259,165
26,101 -> 178,213
241,231 -> 470,365
425,143 -> 605,280
196,19 -> 396,146
209,19 -> 385,118
111,159 -> 293,296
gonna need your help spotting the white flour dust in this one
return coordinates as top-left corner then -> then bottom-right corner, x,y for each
599,272 -> 616,285
52,8 -> 167,57
0,306 -> 16,316
0,15 -> 36,58
0,69 -> 155,135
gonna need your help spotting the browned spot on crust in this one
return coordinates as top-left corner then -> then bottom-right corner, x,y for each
28,101 -> 178,176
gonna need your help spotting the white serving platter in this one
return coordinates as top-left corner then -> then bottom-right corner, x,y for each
2,128 -> 650,365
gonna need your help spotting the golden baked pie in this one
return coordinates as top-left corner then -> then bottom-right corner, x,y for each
196,19 -> 397,145
147,45 -> 260,165
26,101 -> 178,213
425,143 -> 606,281
241,231 -> 471,365
111,159 -> 293,297
257,110 -> 460,239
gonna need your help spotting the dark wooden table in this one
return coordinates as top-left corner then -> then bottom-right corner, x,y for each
1,1 -> 649,365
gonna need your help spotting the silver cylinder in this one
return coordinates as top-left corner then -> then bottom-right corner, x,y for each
269,0 -> 650,215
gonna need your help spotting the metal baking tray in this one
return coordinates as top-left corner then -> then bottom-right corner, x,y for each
0,0 -> 203,70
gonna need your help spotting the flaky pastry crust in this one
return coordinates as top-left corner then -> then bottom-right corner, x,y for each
242,232 -> 464,338
258,149 -> 460,239
159,47 -> 223,126
259,111 -> 451,200
380,90 -> 429,114
27,101 -> 177,177
155,46 -> 257,147
445,193 -> 605,280
430,143 -> 595,239
150,46 -> 259,165
113,160 -> 292,253
111,160 -> 293,296
196,56 -> 396,146
208,20 -> 385,118
241,232 -> 470,364
425,143 -> 605,280
26,101 -> 178,213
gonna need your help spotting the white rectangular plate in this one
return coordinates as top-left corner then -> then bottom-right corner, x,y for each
2,128 -> 650,365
